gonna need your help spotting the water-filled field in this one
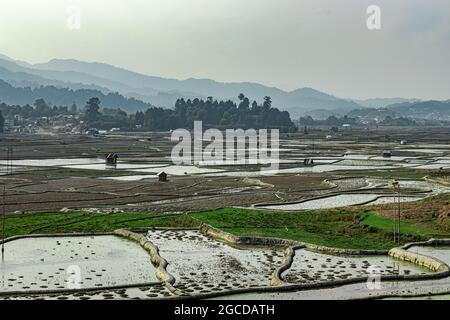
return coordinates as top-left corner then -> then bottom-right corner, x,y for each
0,158 -> 103,167
0,235 -> 158,292
262,193 -> 425,211
146,230 -> 284,294
282,249 -> 430,284
407,246 -> 450,265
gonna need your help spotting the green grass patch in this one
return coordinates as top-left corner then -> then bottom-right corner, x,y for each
361,211 -> 448,237
188,207 -> 450,250
3,211 -> 200,237
187,208 -> 396,250
2,203 -> 449,250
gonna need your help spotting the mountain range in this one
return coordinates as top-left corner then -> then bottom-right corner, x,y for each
0,53 -> 448,121
0,54 -> 367,117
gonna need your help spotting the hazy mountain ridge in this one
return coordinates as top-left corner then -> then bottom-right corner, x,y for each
0,57 -> 151,97
30,57 -> 364,116
0,65 -> 113,93
347,108 -> 402,121
386,100 -> 450,120
0,54 -> 448,122
354,97 -> 420,108
344,101 -> 450,123
0,79 -> 151,112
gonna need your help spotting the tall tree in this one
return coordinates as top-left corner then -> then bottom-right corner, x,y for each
33,98 -> 51,116
263,96 -> 272,109
70,102 -> 78,114
0,110 -> 4,133
135,111 -> 145,126
85,97 -> 101,125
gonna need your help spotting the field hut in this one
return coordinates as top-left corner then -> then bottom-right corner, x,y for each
382,150 -> 392,158
105,153 -> 118,165
158,171 -> 168,182
303,158 -> 314,166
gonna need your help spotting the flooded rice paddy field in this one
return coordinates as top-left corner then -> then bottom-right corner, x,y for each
0,165 -> 447,214
214,269 -> 450,300
1,232 -> 450,300
0,130 -> 448,299
0,173 -> 278,213
262,194 -> 385,211
0,158 -> 104,167
4,166 -> 431,215
0,129 -> 448,213
213,246 -> 450,300
0,284 -> 175,300
261,193 -> 425,211
0,235 -> 158,292
407,246 -> 450,265
282,249 -> 429,284
260,177 -> 450,211
210,279 -> 450,300
146,230 -> 284,295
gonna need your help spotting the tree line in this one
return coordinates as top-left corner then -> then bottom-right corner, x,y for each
0,79 -> 150,112
137,95 -> 295,132
0,94 -> 296,132
299,115 -> 359,126
0,99 -> 78,119
299,115 -> 420,127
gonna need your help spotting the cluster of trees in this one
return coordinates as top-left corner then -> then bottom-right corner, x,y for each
1,94 -> 296,132
0,110 -> 4,133
0,79 -> 150,112
299,114 -> 420,127
137,95 -> 296,132
0,99 -> 78,119
84,97 -> 137,129
378,116 -> 417,126
299,115 -> 358,126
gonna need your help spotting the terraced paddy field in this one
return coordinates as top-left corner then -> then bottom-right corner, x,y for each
214,246 -> 450,301
0,128 -> 448,215
282,249 -> 429,285
146,230 -> 284,295
0,235 -> 158,292
0,128 -> 448,300
407,246 -> 450,265
1,192 -> 449,248
0,227 -> 444,301
0,198 -> 449,300
261,194 -> 421,211
0,284 -> 174,300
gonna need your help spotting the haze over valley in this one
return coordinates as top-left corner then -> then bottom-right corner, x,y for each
1,53 -> 448,123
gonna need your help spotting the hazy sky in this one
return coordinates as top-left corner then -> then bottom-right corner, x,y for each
0,0 -> 449,100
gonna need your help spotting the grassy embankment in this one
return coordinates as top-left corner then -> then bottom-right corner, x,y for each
2,193 -> 449,250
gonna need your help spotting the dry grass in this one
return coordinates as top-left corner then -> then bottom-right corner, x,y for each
364,193 -> 450,232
